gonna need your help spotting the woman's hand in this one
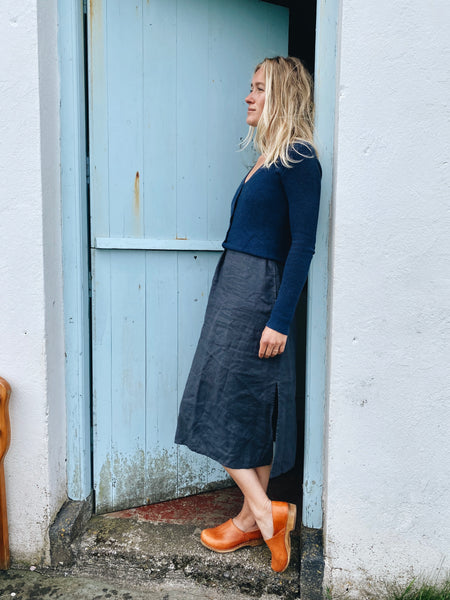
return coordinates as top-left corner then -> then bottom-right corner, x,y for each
258,326 -> 288,359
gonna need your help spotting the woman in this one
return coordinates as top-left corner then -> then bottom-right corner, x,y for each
175,56 -> 321,573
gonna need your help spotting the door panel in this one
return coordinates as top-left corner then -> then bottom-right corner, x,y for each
89,0 -> 288,512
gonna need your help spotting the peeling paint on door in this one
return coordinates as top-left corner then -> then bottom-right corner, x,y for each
89,0 -> 288,512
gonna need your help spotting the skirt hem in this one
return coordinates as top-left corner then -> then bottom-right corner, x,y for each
175,440 -> 274,471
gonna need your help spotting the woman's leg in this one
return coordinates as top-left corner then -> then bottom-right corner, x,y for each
202,465 -> 296,572
224,466 -> 274,540
232,465 -> 271,532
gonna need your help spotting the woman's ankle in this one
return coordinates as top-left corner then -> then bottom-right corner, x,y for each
253,499 -> 274,540
233,513 -> 258,532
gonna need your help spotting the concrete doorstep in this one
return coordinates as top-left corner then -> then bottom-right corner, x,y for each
67,516 -> 301,599
1,490 -> 323,599
0,567 -> 281,600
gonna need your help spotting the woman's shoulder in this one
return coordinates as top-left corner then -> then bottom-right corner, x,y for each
275,141 -> 321,176
288,140 -> 318,161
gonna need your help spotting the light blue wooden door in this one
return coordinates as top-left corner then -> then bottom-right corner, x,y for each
88,0 -> 288,513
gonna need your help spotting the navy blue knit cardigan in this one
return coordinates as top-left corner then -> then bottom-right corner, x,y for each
222,142 -> 322,335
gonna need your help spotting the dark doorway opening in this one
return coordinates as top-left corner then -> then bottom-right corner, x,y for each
263,0 -> 316,70
264,0 -> 317,523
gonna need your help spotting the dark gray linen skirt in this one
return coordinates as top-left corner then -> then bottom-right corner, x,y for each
175,249 -> 297,477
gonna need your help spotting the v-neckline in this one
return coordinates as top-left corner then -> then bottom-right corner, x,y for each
244,158 -> 265,184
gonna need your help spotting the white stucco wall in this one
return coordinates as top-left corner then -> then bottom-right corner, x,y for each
324,0 -> 450,594
0,0 -> 66,564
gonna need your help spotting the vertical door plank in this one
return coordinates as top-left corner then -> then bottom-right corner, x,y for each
259,0 -> 290,55
206,0 -> 261,241
109,250 -> 147,509
88,0 -> 110,239
143,0 -> 177,240
144,251 -> 178,502
201,253 -> 231,485
177,251 -> 215,495
92,250 -> 113,511
106,0 -> 144,238
175,3 -> 209,241
205,0 -> 288,240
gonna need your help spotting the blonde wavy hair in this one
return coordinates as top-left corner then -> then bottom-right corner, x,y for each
242,56 -> 316,168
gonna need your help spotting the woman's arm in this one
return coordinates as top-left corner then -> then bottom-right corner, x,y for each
265,145 -> 322,338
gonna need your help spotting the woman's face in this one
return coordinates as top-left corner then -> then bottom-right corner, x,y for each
245,68 -> 265,127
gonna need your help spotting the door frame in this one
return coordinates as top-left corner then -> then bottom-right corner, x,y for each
58,0 -> 339,528
303,0 -> 340,528
58,0 -> 91,501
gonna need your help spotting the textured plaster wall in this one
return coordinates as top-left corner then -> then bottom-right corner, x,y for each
0,0 -> 66,564
324,0 -> 450,593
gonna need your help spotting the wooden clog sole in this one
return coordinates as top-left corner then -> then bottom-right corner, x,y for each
200,536 -> 264,553
279,503 -> 297,572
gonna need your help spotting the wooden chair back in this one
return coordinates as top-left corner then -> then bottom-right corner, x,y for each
0,377 -> 11,570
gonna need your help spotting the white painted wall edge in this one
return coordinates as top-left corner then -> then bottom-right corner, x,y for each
0,0 -> 67,564
322,0 -> 450,593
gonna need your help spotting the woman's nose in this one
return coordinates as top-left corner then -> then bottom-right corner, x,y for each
245,93 -> 253,104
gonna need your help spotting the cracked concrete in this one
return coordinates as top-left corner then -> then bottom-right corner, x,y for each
1,515 -> 325,599
0,568 -> 281,600
67,516 -> 301,598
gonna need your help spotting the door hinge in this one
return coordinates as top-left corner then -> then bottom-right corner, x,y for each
86,156 -> 90,185
83,0 -> 87,15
